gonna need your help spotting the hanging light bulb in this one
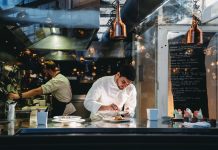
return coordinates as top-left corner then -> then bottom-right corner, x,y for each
110,0 -> 127,40
186,15 -> 203,44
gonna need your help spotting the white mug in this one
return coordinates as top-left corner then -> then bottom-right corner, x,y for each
146,108 -> 158,120
147,120 -> 158,128
39,100 -> 46,106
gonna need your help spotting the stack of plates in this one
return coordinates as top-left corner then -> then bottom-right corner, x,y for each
52,116 -> 85,124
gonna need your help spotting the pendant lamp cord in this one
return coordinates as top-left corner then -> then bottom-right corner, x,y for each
137,0 -> 139,21
193,0 -> 202,24
106,0 -> 116,27
216,34 -> 218,120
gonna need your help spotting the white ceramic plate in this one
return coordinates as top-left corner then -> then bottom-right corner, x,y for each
98,111 -> 127,117
53,116 -> 81,120
52,118 -> 85,123
103,117 -> 131,123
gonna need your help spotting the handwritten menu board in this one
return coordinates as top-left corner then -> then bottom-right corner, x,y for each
168,33 -> 214,118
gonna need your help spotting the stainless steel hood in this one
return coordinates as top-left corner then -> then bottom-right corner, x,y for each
28,31 -> 97,51
0,0 -> 100,55
43,51 -> 76,61
0,52 -> 17,63
1,8 -> 100,51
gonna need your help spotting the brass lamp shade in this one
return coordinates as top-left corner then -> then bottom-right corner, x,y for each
186,16 -> 203,44
110,0 -> 127,40
110,20 -> 127,40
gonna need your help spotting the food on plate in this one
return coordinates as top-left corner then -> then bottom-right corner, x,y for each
114,115 -> 124,120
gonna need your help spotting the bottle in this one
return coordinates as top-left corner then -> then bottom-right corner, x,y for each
110,0 -> 127,40
6,101 -> 16,121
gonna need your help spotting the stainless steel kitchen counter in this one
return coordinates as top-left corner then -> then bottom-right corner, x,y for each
1,118 -> 146,135
1,118 -> 218,149
1,117 -> 218,136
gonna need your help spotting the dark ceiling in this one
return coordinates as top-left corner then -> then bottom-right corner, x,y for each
0,0 -> 165,62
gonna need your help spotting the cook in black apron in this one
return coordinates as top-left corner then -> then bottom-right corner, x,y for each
51,96 -> 71,117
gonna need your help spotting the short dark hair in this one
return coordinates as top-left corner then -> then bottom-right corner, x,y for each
119,64 -> 136,81
44,60 -> 57,71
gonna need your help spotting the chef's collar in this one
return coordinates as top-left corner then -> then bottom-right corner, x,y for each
112,75 -> 121,90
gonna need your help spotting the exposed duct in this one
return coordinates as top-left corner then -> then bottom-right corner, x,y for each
95,0 -> 165,57
101,0 -> 165,43
0,8 -> 100,29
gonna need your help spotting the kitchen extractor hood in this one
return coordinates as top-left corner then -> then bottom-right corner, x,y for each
43,51 -> 76,61
0,1 -> 100,53
0,52 -> 17,64
0,8 -> 100,50
28,29 -> 98,51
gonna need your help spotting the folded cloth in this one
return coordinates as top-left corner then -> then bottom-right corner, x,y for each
63,103 -> 76,116
90,113 -> 104,121
183,121 -> 211,128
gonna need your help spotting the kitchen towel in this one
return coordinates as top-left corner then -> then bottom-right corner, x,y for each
183,121 -> 211,128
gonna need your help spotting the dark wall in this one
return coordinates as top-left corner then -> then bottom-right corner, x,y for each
58,57 -> 132,95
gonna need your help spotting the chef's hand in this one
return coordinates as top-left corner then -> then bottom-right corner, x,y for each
99,103 -> 119,111
122,112 -> 130,117
8,93 -> 19,100
121,108 -> 131,117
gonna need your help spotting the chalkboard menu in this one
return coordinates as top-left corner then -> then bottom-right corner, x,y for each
169,33 -> 214,117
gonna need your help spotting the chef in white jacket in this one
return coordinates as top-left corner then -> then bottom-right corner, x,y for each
84,64 -> 137,120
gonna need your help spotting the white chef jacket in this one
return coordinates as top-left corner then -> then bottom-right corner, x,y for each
41,74 -> 76,115
84,75 -> 137,117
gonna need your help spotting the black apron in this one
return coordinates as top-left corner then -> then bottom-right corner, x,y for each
51,96 -> 71,117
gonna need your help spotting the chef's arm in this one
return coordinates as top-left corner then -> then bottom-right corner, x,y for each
8,87 -> 43,100
84,89 -> 119,112
84,91 -> 103,113
124,88 -> 137,117
99,104 -> 119,111
84,79 -> 107,113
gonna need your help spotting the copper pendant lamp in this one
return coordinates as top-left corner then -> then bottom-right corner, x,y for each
186,15 -> 203,44
110,0 -> 127,40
